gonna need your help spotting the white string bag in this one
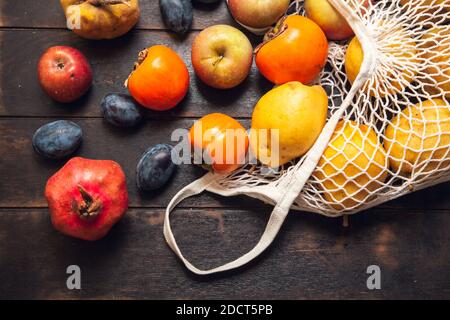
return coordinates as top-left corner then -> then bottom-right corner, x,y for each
164,0 -> 450,275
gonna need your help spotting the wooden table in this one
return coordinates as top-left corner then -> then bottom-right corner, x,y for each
1,0 -> 449,300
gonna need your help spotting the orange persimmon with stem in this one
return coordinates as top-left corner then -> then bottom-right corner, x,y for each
256,15 -> 328,85
127,45 -> 189,111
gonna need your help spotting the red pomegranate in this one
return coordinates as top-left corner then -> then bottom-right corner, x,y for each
45,157 -> 129,241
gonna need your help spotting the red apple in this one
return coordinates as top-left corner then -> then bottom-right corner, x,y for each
38,46 -> 93,103
192,24 -> 253,89
228,0 -> 291,29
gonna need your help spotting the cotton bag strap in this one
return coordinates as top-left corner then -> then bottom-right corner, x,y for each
163,0 -> 376,275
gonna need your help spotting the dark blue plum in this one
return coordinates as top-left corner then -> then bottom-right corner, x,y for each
101,93 -> 143,127
32,120 -> 82,159
160,0 -> 193,34
136,144 -> 176,191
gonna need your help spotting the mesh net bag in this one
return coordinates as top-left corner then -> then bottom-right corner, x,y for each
164,0 -> 450,275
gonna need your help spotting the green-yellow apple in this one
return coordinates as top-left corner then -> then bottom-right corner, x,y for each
192,24 -> 253,89
228,0 -> 291,29
305,0 -> 371,41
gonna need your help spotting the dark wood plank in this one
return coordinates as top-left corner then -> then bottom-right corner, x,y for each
1,207 -> 449,299
377,183 -> 450,210
1,0 -> 449,302
0,118 -> 255,208
0,0 -> 235,30
1,118 -> 449,210
0,29 -> 270,119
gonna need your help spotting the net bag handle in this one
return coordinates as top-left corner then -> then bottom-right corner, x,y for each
164,0 -> 377,275
163,172 -> 292,275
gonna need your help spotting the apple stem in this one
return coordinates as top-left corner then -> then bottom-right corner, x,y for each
77,185 -> 102,219
212,55 -> 224,67
87,0 -> 131,7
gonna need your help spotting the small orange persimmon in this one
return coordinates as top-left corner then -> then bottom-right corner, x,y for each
189,113 -> 249,174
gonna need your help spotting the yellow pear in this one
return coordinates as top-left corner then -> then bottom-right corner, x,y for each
249,82 -> 328,167
385,98 -> 450,174
313,120 -> 389,211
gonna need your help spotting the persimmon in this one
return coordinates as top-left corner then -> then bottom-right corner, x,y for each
255,15 -> 328,85
127,45 -> 189,111
189,113 -> 249,174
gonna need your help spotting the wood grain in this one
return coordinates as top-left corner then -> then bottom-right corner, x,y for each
1,0 -> 450,300
1,118 -> 449,209
1,207 -> 449,299
0,29 -> 269,119
0,118 -> 252,208
0,0 -> 235,30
